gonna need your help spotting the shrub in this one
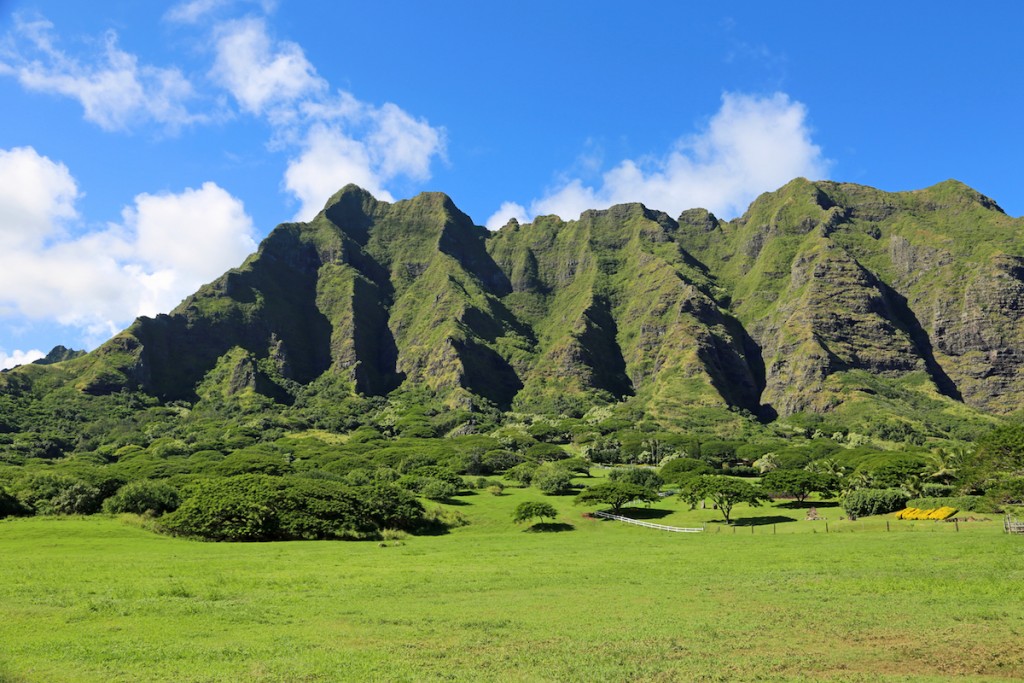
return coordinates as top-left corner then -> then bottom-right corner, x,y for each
505,462 -> 539,487
214,450 -> 293,477
159,475 -> 426,541
410,466 -> 464,490
659,458 -> 712,484
0,488 -> 27,518
526,443 -> 568,462
608,467 -> 663,491
699,441 -> 740,467
481,449 -> 523,473
985,477 -> 1024,509
102,480 -> 181,516
48,482 -> 104,515
419,479 -> 458,501
12,473 -> 105,515
532,465 -> 574,495
721,465 -> 758,477
906,495 -> 993,514
842,488 -> 909,518
919,482 -> 955,498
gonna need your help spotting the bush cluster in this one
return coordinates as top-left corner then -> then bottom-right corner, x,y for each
841,488 -> 909,517
906,495 -> 992,513
159,475 -> 425,541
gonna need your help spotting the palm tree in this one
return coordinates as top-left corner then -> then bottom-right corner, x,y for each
925,447 -> 964,484
901,474 -> 924,498
806,458 -> 845,477
753,453 -> 779,473
841,470 -> 873,499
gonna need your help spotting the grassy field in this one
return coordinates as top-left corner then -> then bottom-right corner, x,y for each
1,481 -> 1023,682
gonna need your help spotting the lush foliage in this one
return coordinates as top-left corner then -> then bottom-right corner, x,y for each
760,469 -> 838,502
575,480 -> 657,513
841,488 -> 910,518
511,501 -> 558,524
102,479 -> 180,515
678,475 -> 767,524
159,475 -> 425,541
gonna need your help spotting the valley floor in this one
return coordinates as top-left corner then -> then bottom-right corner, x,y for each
1,486 -> 1022,682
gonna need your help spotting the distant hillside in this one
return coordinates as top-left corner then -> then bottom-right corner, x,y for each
4,178 -> 1022,439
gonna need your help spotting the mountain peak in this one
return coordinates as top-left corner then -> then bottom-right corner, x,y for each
915,179 -> 1005,214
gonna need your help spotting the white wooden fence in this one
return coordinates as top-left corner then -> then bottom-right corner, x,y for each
593,510 -> 704,533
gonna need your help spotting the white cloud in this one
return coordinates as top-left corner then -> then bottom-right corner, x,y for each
283,108 -> 445,221
208,17 -> 445,218
127,181 -> 256,281
209,17 -> 325,118
497,92 -> 830,224
0,147 -> 79,248
164,0 -> 231,24
165,0 -> 278,23
0,349 -> 46,371
368,104 -> 446,181
0,147 -> 256,345
1,15 -> 200,132
485,202 -> 528,231
284,124 -> 394,220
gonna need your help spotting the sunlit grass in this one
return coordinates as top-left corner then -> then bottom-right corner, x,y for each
0,485 -> 1022,682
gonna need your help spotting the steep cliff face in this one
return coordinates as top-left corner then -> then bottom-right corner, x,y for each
7,178 -> 1024,427
678,178 -> 1024,418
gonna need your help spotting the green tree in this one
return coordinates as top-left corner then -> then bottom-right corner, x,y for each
679,475 -> 767,525
608,467 -> 663,491
419,478 -> 457,501
962,425 -> 1024,492
512,501 -> 559,525
752,453 -> 779,473
760,469 -> 837,503
504,462 -> 538,487
659,457 -> 712,484
574,481 -> 656,513
532,464 -> 574,495
102,480 -> 181,516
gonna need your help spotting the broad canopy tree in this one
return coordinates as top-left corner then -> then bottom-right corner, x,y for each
759,469 -> 838,503
574,481 -> 657,513
679,475 -> 767,525
512,501 -> 559,525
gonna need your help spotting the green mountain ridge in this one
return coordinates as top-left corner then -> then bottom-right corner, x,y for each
4,178 -> 1023,439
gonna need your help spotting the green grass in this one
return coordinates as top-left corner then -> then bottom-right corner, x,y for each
1,485 -> 1023,682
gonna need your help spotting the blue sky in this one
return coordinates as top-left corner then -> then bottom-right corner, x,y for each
1,0 -> 1022,367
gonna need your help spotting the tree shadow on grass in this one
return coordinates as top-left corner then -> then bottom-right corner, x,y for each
613,507 -> 674,520
524,522 -> 575,532
774,500 -> 840,510
435,497 -> 471,506
408,521 -> 451,536
732,515 -> 798,527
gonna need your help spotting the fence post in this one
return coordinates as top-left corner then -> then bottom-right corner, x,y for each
773,524 -> 776,535
886,521 -> 890,532
825,522 -> 829,534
